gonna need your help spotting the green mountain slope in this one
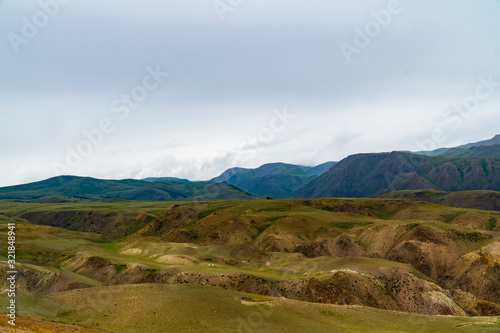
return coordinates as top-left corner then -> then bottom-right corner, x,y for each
0,176 -> 256,202
141,177 -> 191,183
296,152 -> 500,198
413,134 -> 500,157
458,134 -> 500,149
440,144 -> 500,159
211,162 -> 336,199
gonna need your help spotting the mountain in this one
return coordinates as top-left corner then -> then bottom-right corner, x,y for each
141,177 -> 191,183
439,144 -> 500,159
413,134 -> 500,157
210,162 -> 336,199
209,167 -> 247,183
0,176 -> 256,202
458,134 -> 500,149
411,147 -> 451,156
296,151 -> 500,198
305,161 -> 337,175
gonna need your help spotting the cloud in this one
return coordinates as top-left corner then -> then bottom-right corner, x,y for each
0,0 -> 499,186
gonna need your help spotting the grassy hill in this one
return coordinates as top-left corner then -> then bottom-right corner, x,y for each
2,198 -> 500,331
0,176 -> 256,202
377,190 -> 500,212
211,162 -> 336,199
2,284 -> 498,333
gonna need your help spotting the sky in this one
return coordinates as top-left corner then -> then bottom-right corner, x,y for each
1,0 -> 500,187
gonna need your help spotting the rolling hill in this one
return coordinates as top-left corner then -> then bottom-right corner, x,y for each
2,198 -> 500,331
377,190 -> 500,212
210,162 -> 336,199
0,176 -> 256,202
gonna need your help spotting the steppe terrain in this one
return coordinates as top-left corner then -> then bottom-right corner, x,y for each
2,198 -> 500,332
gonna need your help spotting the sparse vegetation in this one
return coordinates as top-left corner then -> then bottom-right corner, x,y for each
441,212 -> 465,223
489,217 -> 497,230
2,198 -> 500,332
448,230 -> 484,242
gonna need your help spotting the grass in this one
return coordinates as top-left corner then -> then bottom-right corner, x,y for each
329,221 -> 372,230
448,230 -> 484,242
2,198 -> 500,332
441,212 -> 466,223
198,209 -> 217,220
489,217 -> 497,230
2,285 -> 499,333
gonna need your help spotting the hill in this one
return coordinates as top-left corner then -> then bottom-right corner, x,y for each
296,152 -> 500,198
0,176 -> 256,202
377,190 -> 500,212
211,162 -> 336,199
2,198 -> 500,332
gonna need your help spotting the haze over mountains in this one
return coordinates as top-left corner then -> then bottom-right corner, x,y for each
0,135 -> 499,203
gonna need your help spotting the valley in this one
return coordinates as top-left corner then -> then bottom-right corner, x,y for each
4,0 -> 499,331
2,135 -> 500,332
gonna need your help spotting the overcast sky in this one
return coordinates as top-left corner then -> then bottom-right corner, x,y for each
1,0 -> 499,186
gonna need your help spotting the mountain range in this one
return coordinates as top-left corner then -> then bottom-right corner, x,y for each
296,149 -> 500,198
413,134 -> 500,156
210,161 -> 336,199
214,136 -> 500,199
296,136 -> 500,198
0,135 -> 499,202
0,176 -> 255,202
2,136 -> 500,331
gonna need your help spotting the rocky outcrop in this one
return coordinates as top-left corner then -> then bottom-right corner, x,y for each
451,289 -> 500,316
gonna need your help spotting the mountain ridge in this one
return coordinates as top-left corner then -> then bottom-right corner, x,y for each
0,175 -> 256,202
210,161 -> 336,199
2,135 -> 499,202
412,134 -> 500,156
296,151 -> 500,198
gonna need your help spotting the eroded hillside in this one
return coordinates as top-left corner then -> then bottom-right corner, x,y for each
1,199 -> 500,331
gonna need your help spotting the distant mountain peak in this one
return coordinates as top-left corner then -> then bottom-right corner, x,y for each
412,134 -> 500,157
296,143 -> 500,199
210,161 -> 336,199
0,176 -> 256,202
458,134 -> 500,149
